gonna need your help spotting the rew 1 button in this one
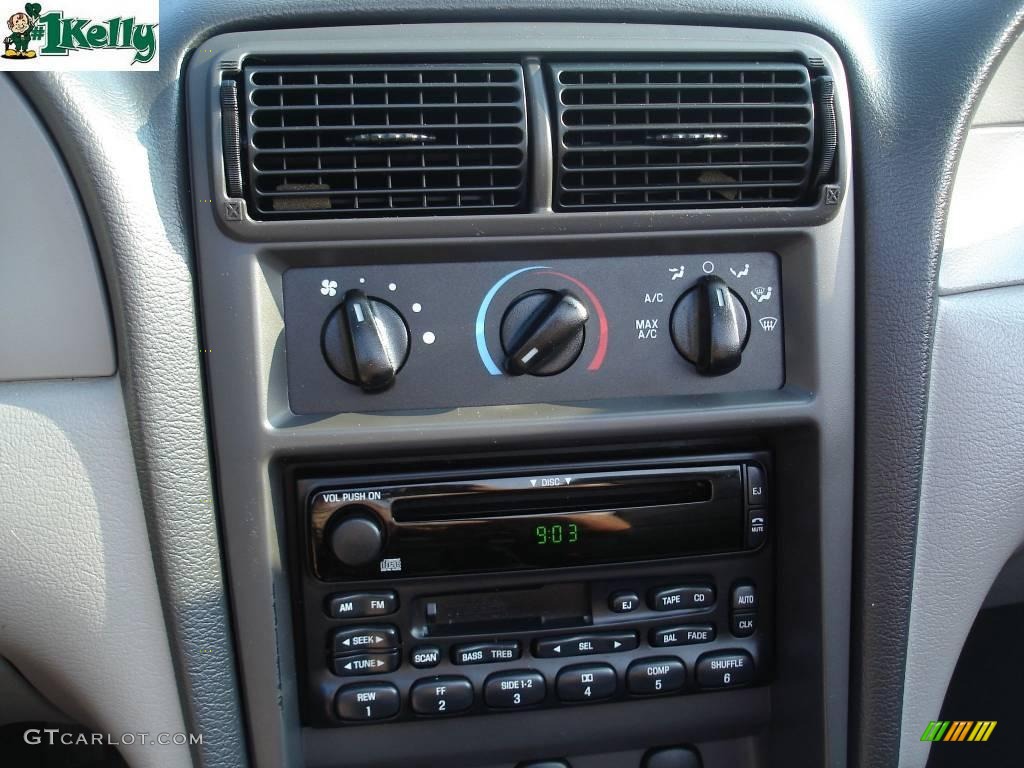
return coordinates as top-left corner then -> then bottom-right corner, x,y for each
627,657 -> 686,696
410,676 -> 473,715
484,670 -> 546,709
335,682 -> 401,722
556,664 -> 617,702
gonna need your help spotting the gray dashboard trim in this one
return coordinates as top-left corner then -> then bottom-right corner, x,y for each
0,75 -> 115,382
0,377 -> 190,768
899,285 -> 1024,767
188,22 -> 854,768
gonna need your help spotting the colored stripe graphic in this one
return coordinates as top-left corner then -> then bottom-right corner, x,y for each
922,720 -> 996,743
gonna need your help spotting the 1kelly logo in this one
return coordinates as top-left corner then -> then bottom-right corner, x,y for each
3,2 -> 157,65
921,720 -> 997,743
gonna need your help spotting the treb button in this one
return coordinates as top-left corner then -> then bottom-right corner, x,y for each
452,641 -> 521,665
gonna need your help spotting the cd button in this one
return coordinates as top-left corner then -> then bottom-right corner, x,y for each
331,625 -> 399,655
484,670 -> 546,709
452,641 -> 521,665
649,585 -> 715,612
650,624 -> 716,647
331,650 -> 399,677
533,632 -> 638,658
556,663 -> 617,702
627,657 -> 686,695
410,676 -> 474,715
335,682 -> 401,721
696,650 -> 755,689
410,645 -> 442,669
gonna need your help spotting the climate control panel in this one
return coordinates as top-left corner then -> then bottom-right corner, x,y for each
282,253 -> 783,413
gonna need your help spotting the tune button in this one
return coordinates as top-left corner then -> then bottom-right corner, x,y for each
332,650 -> 399,677
627,657 -> 686,696
484,670 -> 546,709
556,663 -> 617,702
410,676 -> 474,716
335,682 -> 401,722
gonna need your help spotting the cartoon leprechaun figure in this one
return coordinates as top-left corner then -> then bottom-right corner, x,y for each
4,3 -> 42,58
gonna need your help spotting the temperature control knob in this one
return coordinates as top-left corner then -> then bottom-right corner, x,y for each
329,506 -> 385,568
500,289 -> 589,376
322,289 -> 409,392
671,275 -> 750,376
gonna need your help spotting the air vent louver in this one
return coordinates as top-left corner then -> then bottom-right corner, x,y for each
243,63 -> 528,219
550,62 -> 816,211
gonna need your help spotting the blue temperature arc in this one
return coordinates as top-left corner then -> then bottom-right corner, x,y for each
475,265 -> 549,375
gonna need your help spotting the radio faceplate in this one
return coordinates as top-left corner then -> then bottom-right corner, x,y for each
292,452 -> 773,728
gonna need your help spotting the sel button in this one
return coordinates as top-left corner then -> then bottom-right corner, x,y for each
696,650 -> 755,689
556,663 -> 617,702
335,682 -> 400,721
484,670 -> 546,709
534,632 -> 638,658
410,676 -> 473,715
627,657 -> 686,695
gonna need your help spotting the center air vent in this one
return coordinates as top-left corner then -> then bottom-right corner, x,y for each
549,62 -> 816,211
242,63 -> 528,219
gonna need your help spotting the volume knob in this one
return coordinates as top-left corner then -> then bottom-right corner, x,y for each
329,507 -> 385,568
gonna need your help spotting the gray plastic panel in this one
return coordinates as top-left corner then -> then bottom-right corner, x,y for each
900,285 -> 1024,768
0,377 -> 189,768
0,76 -> 114,381
187,23 -> 855,768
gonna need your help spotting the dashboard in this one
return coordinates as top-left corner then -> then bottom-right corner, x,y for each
1,3 -> 1023,768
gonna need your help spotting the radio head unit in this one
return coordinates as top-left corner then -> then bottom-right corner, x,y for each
307,461 -> 767,581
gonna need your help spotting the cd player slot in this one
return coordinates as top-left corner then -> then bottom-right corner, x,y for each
391,477 -> 713,523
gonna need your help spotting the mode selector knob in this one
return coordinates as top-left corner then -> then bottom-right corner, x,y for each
671,275 -> 750,376
329,507 -> 385,568
500,289 -> 589,376
322,289 -> 409,392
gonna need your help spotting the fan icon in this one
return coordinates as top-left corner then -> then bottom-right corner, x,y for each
320,279 -> 338,297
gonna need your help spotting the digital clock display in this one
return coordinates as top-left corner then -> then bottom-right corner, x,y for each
534,522 -> 579,546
